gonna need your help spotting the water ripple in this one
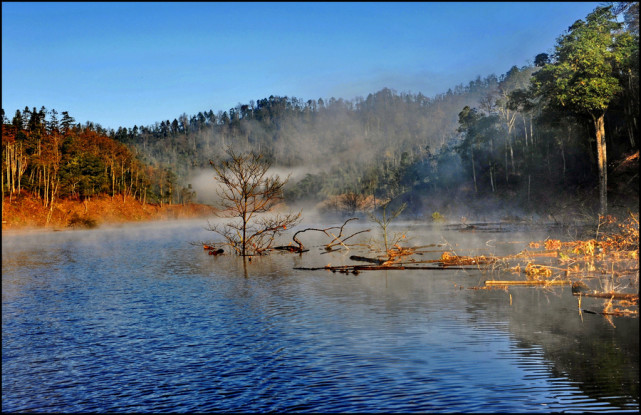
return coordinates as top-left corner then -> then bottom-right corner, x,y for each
2,223 -> 638,412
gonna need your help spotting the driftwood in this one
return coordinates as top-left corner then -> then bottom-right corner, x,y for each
350,255 -> 385,265
352,265 -> 472,271
516,251 -> 559,258
391,255 -> 497,267
485,279 -> 571,286
572,292 -> 639,301
272,245 -> 309,253
294,264 -> 474,272
581,308 -> 639,316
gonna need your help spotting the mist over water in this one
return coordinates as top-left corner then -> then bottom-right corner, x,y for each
2,220 -> 638,412
188,166 -> 316,206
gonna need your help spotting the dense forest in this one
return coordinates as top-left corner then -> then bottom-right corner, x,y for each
0,107 -> 192,213
2,4 -> 638,221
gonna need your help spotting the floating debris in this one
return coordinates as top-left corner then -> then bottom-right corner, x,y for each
485,279 -> 571,286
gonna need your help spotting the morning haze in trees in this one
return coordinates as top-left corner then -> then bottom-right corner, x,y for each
531,5 -> 636,215
206,149 -> 301,256
443,4 -> 637,219
108,84 -> 496,209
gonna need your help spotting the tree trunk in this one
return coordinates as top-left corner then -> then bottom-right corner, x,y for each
593,113 -> 607,216
44,166 -> 49,207
18,143 -> 25,193
561,125 -> 569,179
242,209 -> 247,257
509,140 -> 515,175
530,113 -> 535,147
121,163 -> 126,203
471,148 -> 477,193
490,164 -> 495,193
561,144 -> 566,180
626,72 -> 636,148
522,114 -> 528,148
1,155 -> 4,208
9,144 -> 16,193
505,141 -> 509,183
5,145 -> 11,198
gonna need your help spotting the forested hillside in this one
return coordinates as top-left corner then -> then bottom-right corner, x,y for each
2,4 -> 638,223
1,107 -> 193,215
107,79 -> 498,202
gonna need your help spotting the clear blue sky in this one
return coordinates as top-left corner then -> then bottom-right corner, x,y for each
2,2 -> 602,130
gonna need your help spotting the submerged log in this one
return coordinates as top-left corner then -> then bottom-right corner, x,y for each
354,265 -> 406,270
350,255 -> 385,264
517,251 -> 559,258
581,308 -> 638,316
485,279 -> 571,286
294,264 -> 473,272
572,292 -> 639,301
272,245 -> 309,253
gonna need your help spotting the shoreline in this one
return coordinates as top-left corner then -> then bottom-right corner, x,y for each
2,192 -> 217,235
1,216 -> 217,237
3,191 -> 637,238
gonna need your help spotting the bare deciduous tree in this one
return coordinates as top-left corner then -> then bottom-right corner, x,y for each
207,149 -> 301,256
367,201 -> 407,257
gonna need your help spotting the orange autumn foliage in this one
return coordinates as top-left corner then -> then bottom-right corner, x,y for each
2,191 -> 215,232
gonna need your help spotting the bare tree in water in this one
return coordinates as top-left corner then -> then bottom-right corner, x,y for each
367,201 -> 407,257
207,149 -> 301,256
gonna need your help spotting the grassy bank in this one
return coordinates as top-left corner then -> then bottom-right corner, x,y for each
1,191 -> 216,232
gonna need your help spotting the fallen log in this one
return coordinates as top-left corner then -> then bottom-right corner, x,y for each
581,308 -> 639,316
272,245 -> 309,253
572,292 -> 639,301
403,265 -> 472,270
354,265 -> 406,270
350,255 -> 385,264
485,279 -> 571,286
581,309 -> 598,314
294,264 -> 474,272
517,251 -> 559,258
409,257 -> 496,266
294,266 -> 330,271
353,265 -> 475,271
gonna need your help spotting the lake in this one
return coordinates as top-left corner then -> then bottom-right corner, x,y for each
2,219 -> 639,412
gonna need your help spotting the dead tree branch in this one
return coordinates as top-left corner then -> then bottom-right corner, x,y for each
292,217 -> 370,252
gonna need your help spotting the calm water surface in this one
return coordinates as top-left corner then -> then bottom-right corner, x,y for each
2,219 -> 639,412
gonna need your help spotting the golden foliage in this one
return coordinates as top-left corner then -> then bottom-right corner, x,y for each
3,192 -> 215,231
544,239 -> 562,250
525,263 -> 553,280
